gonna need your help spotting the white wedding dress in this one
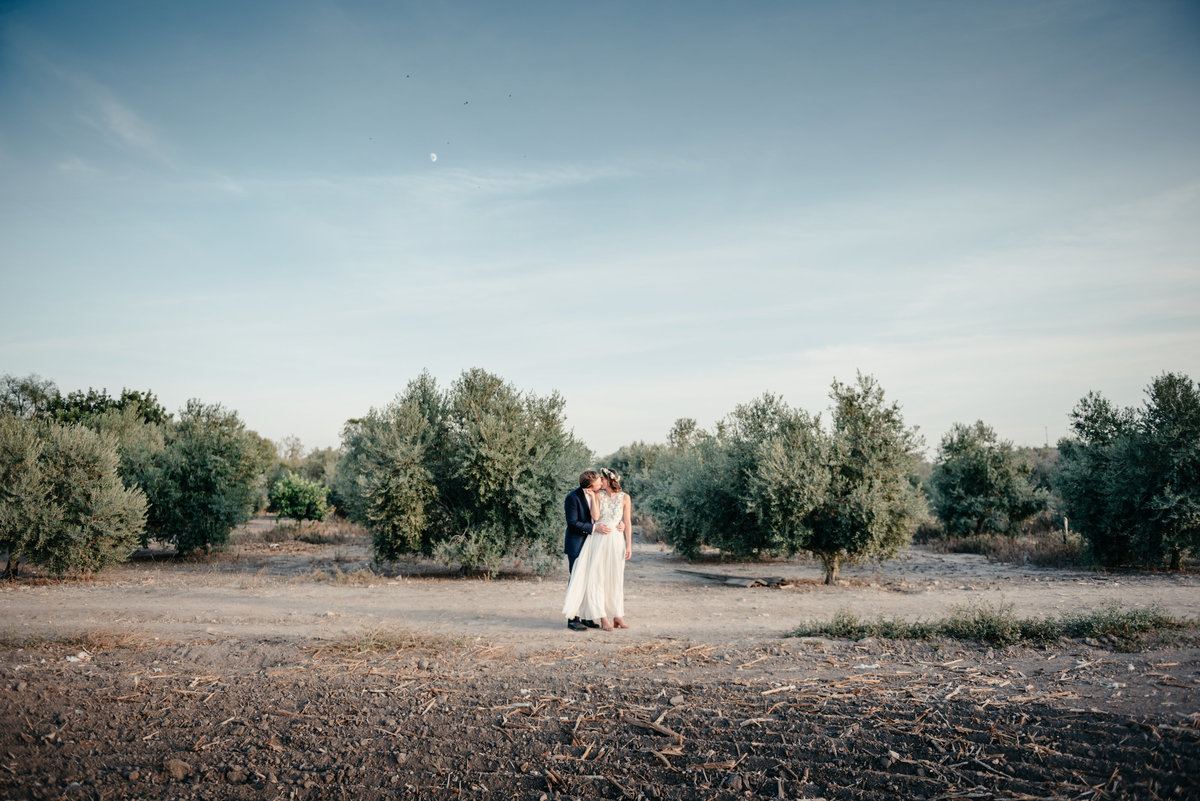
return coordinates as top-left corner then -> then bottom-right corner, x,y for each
562,491 -> 627,622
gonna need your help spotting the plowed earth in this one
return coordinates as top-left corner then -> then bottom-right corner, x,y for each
1,520 -> 1197,799
2,635 -> 1198,800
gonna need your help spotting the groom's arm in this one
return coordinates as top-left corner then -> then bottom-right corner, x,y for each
565,494 -> 593,537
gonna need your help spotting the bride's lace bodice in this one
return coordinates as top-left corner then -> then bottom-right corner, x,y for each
595,492 -> 625,525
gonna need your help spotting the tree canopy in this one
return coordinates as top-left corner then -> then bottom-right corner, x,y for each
930,421 -> 1048,537
1059,372 -> 1200,569
339,369 -> 590,573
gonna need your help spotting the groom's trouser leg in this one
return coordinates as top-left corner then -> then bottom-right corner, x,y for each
566,552 -> 580,622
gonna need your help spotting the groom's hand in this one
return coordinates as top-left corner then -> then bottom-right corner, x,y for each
616,521 -> 625,533
594,523 -> 612,535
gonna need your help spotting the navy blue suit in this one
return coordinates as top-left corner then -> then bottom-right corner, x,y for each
564,486 -> 594,572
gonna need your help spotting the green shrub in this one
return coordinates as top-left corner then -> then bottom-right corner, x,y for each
269,472 -> 331,525
635,375 -> 925,582
0,415 -> 55,575
142,400 -> 274,555
930,421 -> 1048,537
803,374 -> 926,583
1059,372 -> 1200,569
0,415 -> 145,575
339,369 -> 590,573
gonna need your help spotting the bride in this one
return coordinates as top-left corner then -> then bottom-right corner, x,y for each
561,467 -> 632,631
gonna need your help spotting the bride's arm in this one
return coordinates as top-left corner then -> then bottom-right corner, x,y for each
623,495 -> 633,560
588,489 -> 601,523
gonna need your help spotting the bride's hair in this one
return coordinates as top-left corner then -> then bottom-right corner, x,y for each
600,467 -> 622,492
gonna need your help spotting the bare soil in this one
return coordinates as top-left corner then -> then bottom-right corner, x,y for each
1,517 -> 1197,799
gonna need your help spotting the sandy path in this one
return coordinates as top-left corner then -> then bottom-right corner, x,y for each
3,533 -> 1197,651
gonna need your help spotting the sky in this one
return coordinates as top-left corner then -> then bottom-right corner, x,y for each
1,1 -> 1198,458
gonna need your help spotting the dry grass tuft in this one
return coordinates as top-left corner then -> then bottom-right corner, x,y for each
235,515 -> 370,547
0,627 -> 159,652
313,624 -> 462,655
925,531 -> 1085,568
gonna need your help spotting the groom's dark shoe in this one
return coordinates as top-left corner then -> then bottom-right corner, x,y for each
580,619 -> 600,629
567,617 -> 588,632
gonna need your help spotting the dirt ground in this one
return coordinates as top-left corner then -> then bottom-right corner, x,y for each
1,517 -> 1198,799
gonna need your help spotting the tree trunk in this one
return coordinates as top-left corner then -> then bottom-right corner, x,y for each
822,555 -> 839,585
2,557 -> 18,580
1169,549 -> 1182,572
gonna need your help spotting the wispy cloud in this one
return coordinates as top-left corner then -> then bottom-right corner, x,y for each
82,92 -> 173,165
55,155 -> 99,175
4,23 -> 175,167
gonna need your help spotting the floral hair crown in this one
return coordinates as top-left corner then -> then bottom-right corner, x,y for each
600,467 -> 621,483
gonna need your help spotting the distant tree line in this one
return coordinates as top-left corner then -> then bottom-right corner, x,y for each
2,369 -> 1194,577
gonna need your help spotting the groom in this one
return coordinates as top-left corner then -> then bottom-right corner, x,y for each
564,469 -> 621,631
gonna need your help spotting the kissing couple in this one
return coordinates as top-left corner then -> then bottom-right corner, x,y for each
562,468 -> 633,632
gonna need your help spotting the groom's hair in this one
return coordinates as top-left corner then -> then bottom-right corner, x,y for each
578,469 -> 600,488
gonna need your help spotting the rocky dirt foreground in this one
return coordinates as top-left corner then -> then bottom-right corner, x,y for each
1,631 -> 1197,800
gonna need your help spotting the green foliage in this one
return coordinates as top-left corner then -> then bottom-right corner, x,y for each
640,375 -> 924,580
85,406 -> 167,491
640,396 -> 826,560
0,373 -> 169,424
142,400 -> 274,555
263,439 -> 341,514
603,440 -> 670,505
339,369 -> 590,573
804,373 -> 927,583
788,602 -> 1190,650
929,421 -> 1048,537
0,415 -> 55,573
269,472 -> 331,524
51,387 -> 170,425
0,415 -> 146,575
1058,372 -> 1200,569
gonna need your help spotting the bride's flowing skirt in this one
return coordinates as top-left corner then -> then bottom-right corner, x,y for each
562,528 -> 625,621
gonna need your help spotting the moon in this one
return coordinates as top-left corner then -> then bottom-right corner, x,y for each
430,152 -> 438,163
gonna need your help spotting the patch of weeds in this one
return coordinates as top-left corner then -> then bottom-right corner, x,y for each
788,601 -> 1195,650
1060,603 -> 1187,651
940,600 -> 1024,647
792,609 -> 938,641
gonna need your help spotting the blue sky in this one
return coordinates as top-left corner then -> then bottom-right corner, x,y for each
2,1 -> 1198,457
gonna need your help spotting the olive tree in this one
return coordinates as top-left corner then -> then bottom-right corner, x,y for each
339,369 -> 590,573
803,374 -> 926,583
929,421 -> 1048,537
0,415 -> 54,576
0,415 -> 146,576
142,401 -> 274,554
1059,372 -> 1200,569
